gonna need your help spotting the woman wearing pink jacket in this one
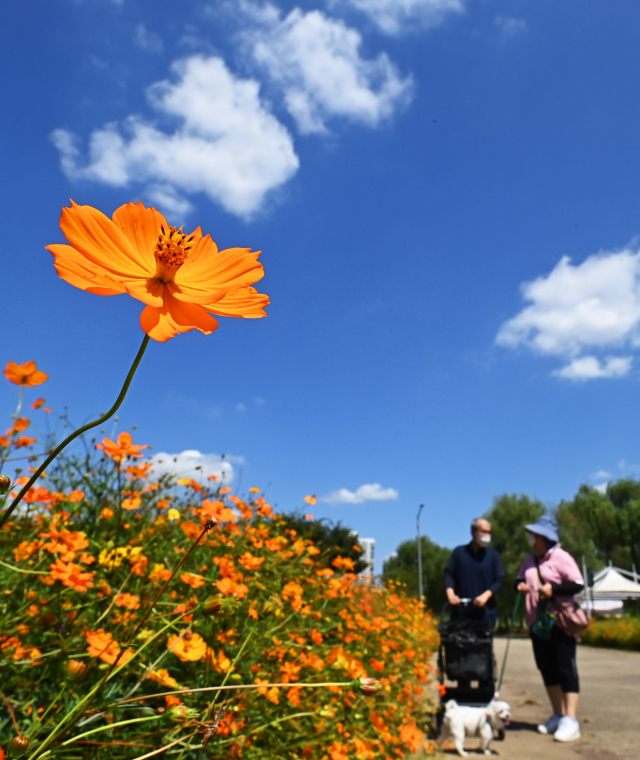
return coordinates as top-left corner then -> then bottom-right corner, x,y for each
516,515 -> 584,743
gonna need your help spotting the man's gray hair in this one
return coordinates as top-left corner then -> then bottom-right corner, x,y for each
471,518 -> 489,531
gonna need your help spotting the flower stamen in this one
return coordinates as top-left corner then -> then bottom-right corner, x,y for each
154,225 -> 192,283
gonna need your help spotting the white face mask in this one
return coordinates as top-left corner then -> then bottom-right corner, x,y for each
527,533 -> 536,547
477,534 -> 491,547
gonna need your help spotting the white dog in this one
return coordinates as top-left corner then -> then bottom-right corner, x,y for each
440,699 -> 511,756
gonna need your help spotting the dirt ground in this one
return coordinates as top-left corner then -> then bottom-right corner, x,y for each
431,638 -> 640,760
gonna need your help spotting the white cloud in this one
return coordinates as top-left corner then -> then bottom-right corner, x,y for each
236,403 -> 247,412
134,23 -> 164,52
147,449 -> 244,484
240,3 -> 413,134
553,356 -> 632,380
593,470 -> 611,479
593,482 -> 608,494
321,483 -> 399,504
51,55 -> 299,218
332,0 -> 464,36
495,16 -> 527,37
497,248 -> 640,379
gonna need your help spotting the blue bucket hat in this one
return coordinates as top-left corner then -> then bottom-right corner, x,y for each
525,515 -> 559,544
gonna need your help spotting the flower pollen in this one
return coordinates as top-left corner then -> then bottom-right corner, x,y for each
154,225 -> 193,283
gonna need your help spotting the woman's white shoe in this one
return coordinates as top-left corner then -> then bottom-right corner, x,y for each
553,716 -> 581,742
537,714 -> 562,735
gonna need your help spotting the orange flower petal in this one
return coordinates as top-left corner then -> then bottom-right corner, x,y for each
173,237 -> 264,303
58,201 -> 154,280
140,293 -> 218,342
124,278 -> 165,307
205,286 -> 269,318
48,244 -> 128,295
111,202 -> 169,263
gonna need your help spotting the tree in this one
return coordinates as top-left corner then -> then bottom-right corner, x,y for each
280,513 -> 369,573
557,480 -> 640,572
382,536 -> 451,614
483,494 -> 545,626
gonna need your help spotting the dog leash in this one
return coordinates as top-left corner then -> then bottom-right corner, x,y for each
496,592 -> 522,695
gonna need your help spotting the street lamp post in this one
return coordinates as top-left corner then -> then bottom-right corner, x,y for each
417,504 -> 424,605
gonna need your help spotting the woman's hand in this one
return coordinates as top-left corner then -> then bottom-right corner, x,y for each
539,583 -> 553,599
517,582 -> 531,593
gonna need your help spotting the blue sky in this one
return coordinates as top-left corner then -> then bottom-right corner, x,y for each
4,0 -> 640,570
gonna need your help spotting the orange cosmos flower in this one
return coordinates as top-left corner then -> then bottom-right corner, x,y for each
121,496 -> 142,511
400,724 -> 425,754
115,593 -> 141,609
86,629 -> 134,665
21,486 -> 55,505
6,418 -> 30,435
4,361 -> 48,387
180,572 -> 205,589
148,668 -> 180,689
96,431 -> 147,463
14,436 -> 37,448
49,559 -> 94,592
238,552 -> 264,571
201,499 -> 236,523
125,463 -> 153,479
168,630 -> 208,662
304,495 -> 317,505
46,201 -> 269,342
31,398 -> 46,409
215,578 -> 249,599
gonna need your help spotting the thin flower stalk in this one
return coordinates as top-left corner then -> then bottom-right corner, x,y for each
59,714 -> 163,748
0,335 -> 150,530
209,622 -> 256,707
130,731 -> 199,760
111,680 -> 357,709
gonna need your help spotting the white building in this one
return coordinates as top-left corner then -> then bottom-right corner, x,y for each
358,537 -> 375,582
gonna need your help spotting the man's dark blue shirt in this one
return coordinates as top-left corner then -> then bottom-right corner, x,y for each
444,542 -> 505,609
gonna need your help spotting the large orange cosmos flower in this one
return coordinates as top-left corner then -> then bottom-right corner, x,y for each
4,361 -> 48,387
46,201 -> 269,342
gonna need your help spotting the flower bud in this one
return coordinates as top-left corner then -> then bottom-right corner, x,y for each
355,677 -> 382,697
169,704 -> 189,723
66,659 -> 86,680
202,595 -> 222,616
0,475 -> 11,494
9,735 -> 30,758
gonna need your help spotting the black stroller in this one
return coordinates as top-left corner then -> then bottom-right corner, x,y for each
437,599 -> 503,738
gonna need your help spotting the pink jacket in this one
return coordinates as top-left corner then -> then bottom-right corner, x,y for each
517,545 -> 584,631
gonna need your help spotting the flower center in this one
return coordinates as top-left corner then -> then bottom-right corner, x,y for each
154,225 -> 194,283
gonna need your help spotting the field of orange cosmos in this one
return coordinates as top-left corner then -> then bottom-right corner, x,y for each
0,366 -> 439,759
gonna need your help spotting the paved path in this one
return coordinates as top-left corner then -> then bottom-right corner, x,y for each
433,638 -> 640,760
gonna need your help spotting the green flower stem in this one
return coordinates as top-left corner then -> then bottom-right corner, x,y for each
111,680 -> 355,709
0,334 -> 150,531
0,559 -> 48,575
59,714 -> 163,747
27,683 -> 67,740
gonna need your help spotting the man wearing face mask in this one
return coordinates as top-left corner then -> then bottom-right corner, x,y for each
443,517 -> 505,630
